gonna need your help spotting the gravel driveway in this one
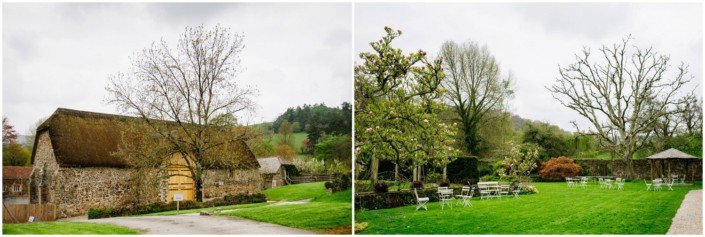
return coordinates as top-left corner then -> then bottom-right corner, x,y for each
667,189 -> 702,235
75,215 -> 316,234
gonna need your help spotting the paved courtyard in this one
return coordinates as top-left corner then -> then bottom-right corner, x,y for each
73,214 -> 316,234
668,189 -> 703,235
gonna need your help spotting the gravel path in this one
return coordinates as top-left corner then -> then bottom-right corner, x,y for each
76,215 -> 316,235
667,189 -> 702,235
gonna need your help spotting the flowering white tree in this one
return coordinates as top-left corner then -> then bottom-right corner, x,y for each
499,144 -> 539,183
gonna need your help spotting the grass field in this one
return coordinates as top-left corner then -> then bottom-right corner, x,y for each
355,181 -> 701,234
266,132 -> 308,153
261,181 -> 328,201
221,182 -> 352,233
2,222 -> 139,235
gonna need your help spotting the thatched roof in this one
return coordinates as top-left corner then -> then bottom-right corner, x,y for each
30,108 -> 258,169
645,148 -> 700,160
3,166 -> 33,180
256,157 -> 291,174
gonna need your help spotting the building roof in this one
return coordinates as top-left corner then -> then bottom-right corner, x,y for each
257,157 -> 291,174
3,166 -> 33,180
645,148 -> 700,159
30,108 -> 259,169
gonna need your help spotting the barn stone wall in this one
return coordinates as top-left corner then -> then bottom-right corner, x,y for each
575,159 -> 703,180
203,169 -> 261,200
52,167 -> 134,218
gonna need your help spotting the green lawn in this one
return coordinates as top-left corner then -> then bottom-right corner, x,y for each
221,183 -> 352,233
3,222 -> 139,235
261,181 -> 327,201
356,181 -> 702,234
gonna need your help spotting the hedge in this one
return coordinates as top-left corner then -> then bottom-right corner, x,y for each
355,185 -> 537,210
88,193 -> 266,219
355,188 -> 442,210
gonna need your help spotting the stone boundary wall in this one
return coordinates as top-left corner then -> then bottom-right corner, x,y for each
203,169 -> 261,200
574,159 -> 703,180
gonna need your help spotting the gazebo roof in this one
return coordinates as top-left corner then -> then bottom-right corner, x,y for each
645,148 -> 700,159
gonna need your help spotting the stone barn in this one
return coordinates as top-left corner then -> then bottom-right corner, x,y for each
3,166 -> 33,204
257,157 -> 293,189
29,108 -> 262,218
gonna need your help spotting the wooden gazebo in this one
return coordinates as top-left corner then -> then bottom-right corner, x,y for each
646,148 -> 700,184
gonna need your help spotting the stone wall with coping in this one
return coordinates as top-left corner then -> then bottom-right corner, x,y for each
574,159 -> 703,179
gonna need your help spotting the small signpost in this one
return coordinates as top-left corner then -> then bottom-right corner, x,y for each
173,193 -> 184,213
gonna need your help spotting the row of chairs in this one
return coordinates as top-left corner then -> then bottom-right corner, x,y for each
645,178 -> 675,191
413,184 -> 523,211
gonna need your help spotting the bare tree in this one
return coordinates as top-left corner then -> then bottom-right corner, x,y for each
548,36 -> 694,174
678,97 -> 702,135
106,25 -> 258,201
440,40 -> 513,156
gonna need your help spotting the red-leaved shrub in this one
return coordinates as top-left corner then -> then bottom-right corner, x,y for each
538,156 -> 583,181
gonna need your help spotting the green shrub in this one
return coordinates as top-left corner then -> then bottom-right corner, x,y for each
373,181 -> 389,193
355,188 -> 442,210
87,207 -> 114,219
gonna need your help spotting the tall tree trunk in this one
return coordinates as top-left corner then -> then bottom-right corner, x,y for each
443,165 -> 448,180
195,177 -> 204,202
370,154 -> 379,184
412,164 -> 418,182
394,162 -> 399,183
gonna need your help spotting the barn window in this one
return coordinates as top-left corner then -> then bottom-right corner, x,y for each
12,184 -> 22,193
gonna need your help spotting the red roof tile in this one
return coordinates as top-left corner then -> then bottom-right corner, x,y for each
3,166 -> 33,179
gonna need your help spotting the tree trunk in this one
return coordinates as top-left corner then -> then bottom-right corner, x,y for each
412,164 -> 418,182
443,165 -> 448,180
370,154 -> 379,184
394,163 -> 399,183
195,177 -> 204,202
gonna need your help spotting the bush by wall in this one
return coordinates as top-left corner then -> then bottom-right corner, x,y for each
88,193 -> 266,219
538,157 -> 583,181
373,181 -> 389,193
355,188 -> 441,210
324,173 -> 351,192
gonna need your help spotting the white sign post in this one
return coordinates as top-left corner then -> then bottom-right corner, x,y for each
173,193 -> 184,213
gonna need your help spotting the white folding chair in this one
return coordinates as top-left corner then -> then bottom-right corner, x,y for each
644,179 -> 652,191
653,179 -> 663,191
616,179 -> 625,191
499,184 -> 510,199
413,188 -> 429,211
479,184 -> 491,200
566,177 -> 575,188
439,188 -> 453,210
456,186 -> 473,207
666,178 -> 675,191
512,184 -> 522,198
580,177 -> 588,188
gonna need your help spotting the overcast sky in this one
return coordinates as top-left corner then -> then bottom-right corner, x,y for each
3,2 -> 352,134
356,2 -> 702,132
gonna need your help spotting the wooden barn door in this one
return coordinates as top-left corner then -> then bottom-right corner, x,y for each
167,154 -> 195,203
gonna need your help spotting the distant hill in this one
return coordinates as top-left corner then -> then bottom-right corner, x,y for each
509,113 -> 572,135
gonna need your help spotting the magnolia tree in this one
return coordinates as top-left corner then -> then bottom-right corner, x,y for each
355,27 -> 459,184
499,144 -> 539,183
